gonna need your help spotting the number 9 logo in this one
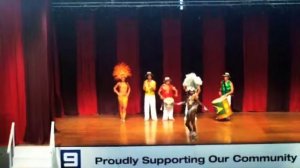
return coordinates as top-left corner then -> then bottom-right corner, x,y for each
61,150 -> 81,168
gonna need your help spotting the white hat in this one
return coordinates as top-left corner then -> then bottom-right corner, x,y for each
164,76 -> 171,82
222,72 -> 230,77
145,71 -> 153,77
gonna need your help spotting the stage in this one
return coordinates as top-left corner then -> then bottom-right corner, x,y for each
55,112 -> 300,147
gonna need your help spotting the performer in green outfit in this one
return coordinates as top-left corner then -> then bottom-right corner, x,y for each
211,72 -> 234,121
219,72 -> 234,105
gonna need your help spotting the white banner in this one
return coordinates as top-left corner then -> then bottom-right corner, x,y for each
57,143 -> 300,168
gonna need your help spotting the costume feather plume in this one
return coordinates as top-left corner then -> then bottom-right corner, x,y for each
112,62 -> 132,80
183,73 -> 203,91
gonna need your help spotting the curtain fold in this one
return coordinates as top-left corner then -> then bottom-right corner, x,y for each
55,12 -> 78,116
0,0 -> 26,145
242,14 -> 268,112
225,14 -> 244,112
22,0 -> 53,144
202,15 -> 225,112
49,20 -> 64,117
162,18 -> 182,113
76,16 -> 98,115
289,16 -> 300,112
116,17 -> 141,114
95,12 -> 118,114
267,14 -> 291,111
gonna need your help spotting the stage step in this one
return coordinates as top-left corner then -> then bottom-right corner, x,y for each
12,146 -> 52,168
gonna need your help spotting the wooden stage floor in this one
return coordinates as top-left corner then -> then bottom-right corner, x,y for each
55,112 -> 300,147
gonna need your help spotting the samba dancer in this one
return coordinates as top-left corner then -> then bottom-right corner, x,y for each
113,63 -> 132,122
182,73 -> 203,120
158,77 -> 178,121
184,88 -> 201,137
180,73 -> 206,137
143,72 -> 157,121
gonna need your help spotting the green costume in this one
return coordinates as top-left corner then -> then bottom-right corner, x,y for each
221,80 -> 232,95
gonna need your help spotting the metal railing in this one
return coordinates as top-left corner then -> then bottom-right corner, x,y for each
6,121 -> 56,168
50,121 -> 58,168
6,122 -> 15,168
50,121 -> 55,149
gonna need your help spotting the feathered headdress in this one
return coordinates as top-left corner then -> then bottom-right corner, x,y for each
112,62 -> 132,80
183,73 -> 203,91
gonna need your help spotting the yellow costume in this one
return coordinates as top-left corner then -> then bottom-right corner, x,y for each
143,80 -> 156,95
113,63 -> 132,122
117,82 -> 129,107
118,95 -> 128,107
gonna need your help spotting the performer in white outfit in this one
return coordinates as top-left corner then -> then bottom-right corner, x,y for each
143,72 -> 157,121
182,73 -> 203,120
158,77 -> 178,121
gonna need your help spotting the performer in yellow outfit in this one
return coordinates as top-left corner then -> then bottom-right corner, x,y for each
113,63 -> 131,122
143,72 -> 157,121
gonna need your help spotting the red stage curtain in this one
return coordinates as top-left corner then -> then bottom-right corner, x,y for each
202,15 -> 225,112
49,22 -> 64,117
162,18 -> 182,113
289,17 -> 300,112
23,0 -> 54,144
76,16 -> 98,115
243,15 -> 268,112
116,17 -> 141,114
0,0 -> 26,145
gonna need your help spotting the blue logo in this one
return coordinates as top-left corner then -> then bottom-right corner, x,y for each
61,150 -> 81,168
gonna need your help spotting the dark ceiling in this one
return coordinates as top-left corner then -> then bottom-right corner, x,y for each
51,0 -> 300,8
